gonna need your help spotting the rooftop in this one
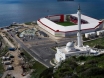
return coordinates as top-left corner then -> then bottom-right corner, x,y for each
70,14 -> 99,23
38,14 -> 101,32
57,45 -> 88,55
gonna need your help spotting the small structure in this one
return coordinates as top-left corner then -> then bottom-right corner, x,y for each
2,56 -> 10,61
6,57 -> 11,60
19,29 -> 36,38
85,33 -> 90,38
97,31 -> 102,36
90,32 -> 96,38
65,42 -> 75,52
97,30 -> 104,36
38,31 -> 48,37
2,56 -> 6,61
9,48 -> 15,51
6,65 -> 14,70
85,32 -> 96,38
4,61 -> 11,65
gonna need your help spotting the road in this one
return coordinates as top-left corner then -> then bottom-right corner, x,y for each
1,71 -> 9,78
8,31 -> 53,68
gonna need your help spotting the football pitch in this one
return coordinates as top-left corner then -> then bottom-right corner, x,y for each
56,21 -> 76,26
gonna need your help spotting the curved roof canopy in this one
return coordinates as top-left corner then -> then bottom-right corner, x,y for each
66,42 -> 74,47
38,14 -> 101,32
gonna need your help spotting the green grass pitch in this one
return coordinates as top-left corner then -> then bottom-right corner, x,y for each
56,21 -> 76,26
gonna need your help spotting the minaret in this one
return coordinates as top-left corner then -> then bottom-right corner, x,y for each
77,5 -> 82,47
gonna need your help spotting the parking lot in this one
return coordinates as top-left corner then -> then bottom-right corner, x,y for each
21,35 -> 56,63
18,30 -> 76,65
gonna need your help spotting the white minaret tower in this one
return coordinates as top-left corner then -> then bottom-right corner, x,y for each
77,5 -> 83,47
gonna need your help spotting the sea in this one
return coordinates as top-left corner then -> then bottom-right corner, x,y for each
0,0 -> 104,27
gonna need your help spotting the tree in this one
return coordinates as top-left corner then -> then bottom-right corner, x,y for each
39,67 -> 53,78
79,67 -> 104,78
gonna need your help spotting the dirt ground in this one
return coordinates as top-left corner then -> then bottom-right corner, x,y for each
7,50 -> 31,78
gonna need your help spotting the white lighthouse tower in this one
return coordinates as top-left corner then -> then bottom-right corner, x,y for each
77,5 -> 83,47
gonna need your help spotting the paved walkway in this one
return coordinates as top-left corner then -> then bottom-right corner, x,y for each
1,71 -> 9,78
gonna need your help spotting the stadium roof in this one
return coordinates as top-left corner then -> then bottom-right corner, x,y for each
70,14 -> 99,23
38,14 -> 101,32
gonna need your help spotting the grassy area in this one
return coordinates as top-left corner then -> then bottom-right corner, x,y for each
0,37 -> 8,77
31,61 -> 46,78
25,22 -> 32,25
22,49 -> 33,61
77,54 -> 104,61
3,32 -> 14,44
53,55 -> 104,78
56,21 -> 76,26
0,59 -> 4,77
51,47 -> 56,51
32,22 -> 37,25
3,32 -> 8,37
83,37 -> 104,47
25,21 -> 37,25
0,46 -> 9,57
22,49 -> 46,78
0,35 -> 3,41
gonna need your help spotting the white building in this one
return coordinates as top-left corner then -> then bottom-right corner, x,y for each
55,42 -> 97,63
37,13 -> 103,37
55,5 -> 99,63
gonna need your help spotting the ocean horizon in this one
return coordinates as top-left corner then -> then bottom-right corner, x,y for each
0,0 -> 104,27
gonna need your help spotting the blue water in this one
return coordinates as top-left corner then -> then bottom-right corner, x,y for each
0,0 -> 104,27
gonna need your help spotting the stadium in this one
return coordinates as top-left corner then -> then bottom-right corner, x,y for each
37,14 -> 104,37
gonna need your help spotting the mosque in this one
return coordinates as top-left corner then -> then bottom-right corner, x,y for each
55,6 -> 99,63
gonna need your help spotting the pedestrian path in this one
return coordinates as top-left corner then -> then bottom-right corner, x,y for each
1,71 -> 9,78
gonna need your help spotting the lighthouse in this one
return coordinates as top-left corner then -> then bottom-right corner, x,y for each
77,5 -> 83,47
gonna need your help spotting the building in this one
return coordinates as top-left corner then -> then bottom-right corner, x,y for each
38,30 -> 48,37
37,13 -> 103,37
55,41 -> 98,63
55,5 -> 100,63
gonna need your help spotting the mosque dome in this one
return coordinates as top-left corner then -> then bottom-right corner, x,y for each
66,42 -> 74,47
65,41 -> 75,52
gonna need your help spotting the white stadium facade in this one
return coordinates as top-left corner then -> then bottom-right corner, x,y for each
37,14 -> 104,37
